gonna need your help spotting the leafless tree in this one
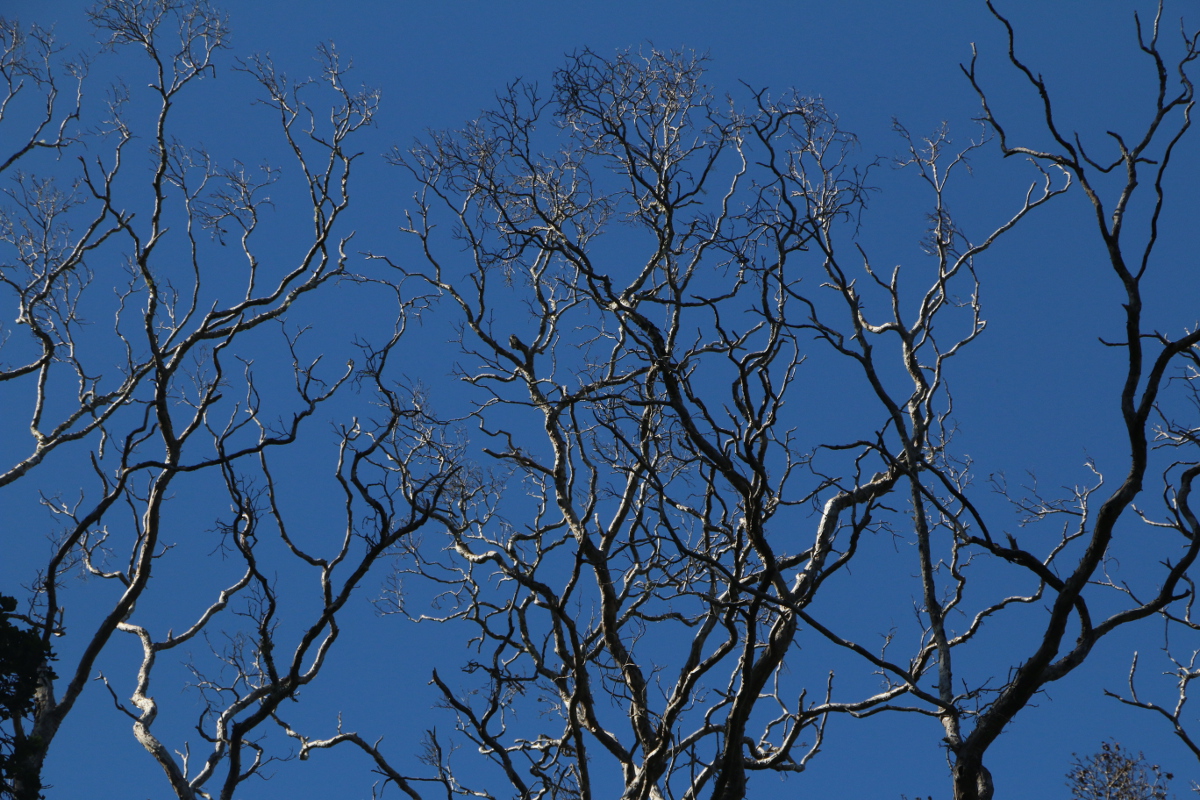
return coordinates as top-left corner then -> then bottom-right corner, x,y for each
858,4 -> 1200,798
697,3 -> 1199,798
297,45 -> 1064,800
0,3 -> 459,798
332,6 -> 1196,798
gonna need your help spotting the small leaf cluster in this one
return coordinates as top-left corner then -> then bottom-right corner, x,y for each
1067,740 -> 1175,800
0,594 -> 55,799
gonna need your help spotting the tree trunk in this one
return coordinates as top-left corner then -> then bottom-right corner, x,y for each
953,756 -> 994,800
8,738 -> 47,800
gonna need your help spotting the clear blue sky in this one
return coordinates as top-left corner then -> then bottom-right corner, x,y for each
4,1 -> 1199,797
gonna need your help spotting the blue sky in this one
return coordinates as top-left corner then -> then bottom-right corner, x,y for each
3,1 -> 1200,798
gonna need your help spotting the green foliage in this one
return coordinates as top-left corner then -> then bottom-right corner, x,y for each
1067,741 -> 1175,800
0,594 -> 54,800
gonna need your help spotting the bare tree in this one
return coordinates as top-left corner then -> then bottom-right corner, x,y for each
297,46 -> 1062,800
860,4 -> 1200,798
342,7 -> 1195,797
0,3 -> 459,798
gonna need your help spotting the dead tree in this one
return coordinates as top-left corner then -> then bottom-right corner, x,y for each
0,3 -> 458,798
